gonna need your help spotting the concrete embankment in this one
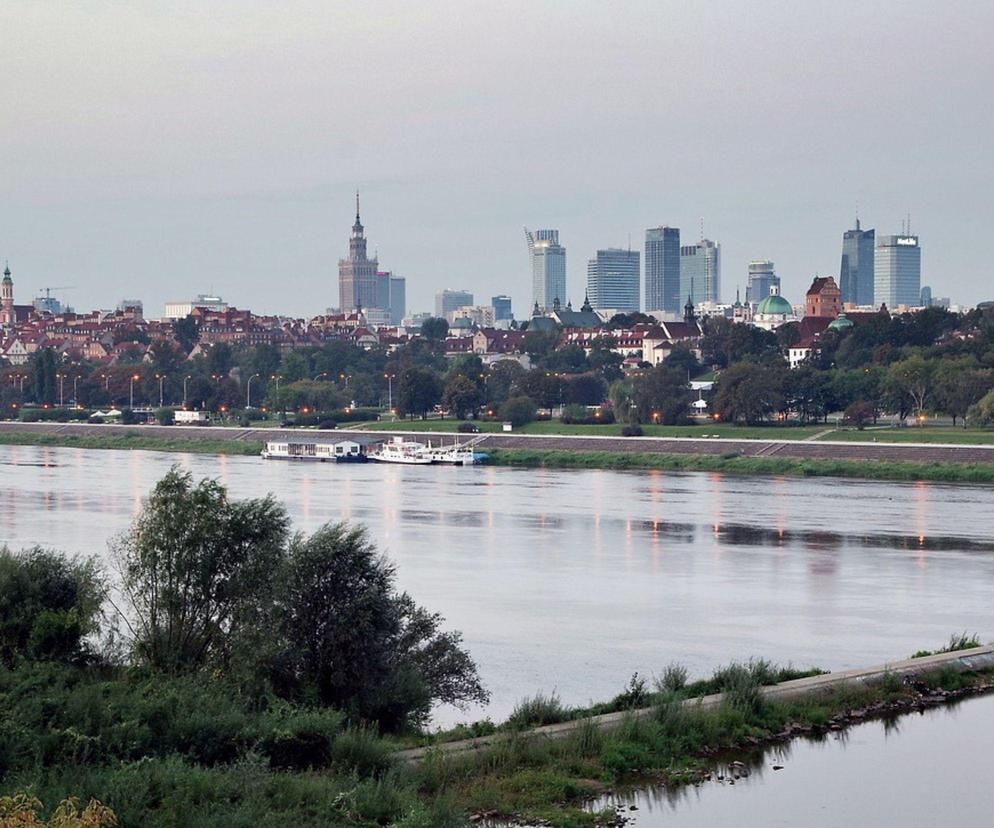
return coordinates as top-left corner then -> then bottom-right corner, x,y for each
394,644 -> 994,765
3,420 -> 994,465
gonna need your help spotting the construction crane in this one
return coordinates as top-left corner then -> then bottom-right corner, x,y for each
37,286 -> 77,300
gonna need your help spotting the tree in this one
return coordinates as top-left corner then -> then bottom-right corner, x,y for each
523,330 -> 559,360
29,348 -> 59,405
420,317 -> 449,342
631,366 -> 693,424
172,314 -> 200,353
113,469 -> 290,673
485,360 -> 525,408
936,367 -> 993,426
564,373 -> 607,406
843,400 -> 874,430
441,373 -> 482,419
271,523 -> 487,730
396,366 -> 443,419
0,547 -> 104,666
499,395 -> 537,427
205,343 -> 234,377
712,363 -> 783,425
517,371 -> 564,409
663,345 -> 702,379
883,355 -> 936,420
967,389 -> 994,426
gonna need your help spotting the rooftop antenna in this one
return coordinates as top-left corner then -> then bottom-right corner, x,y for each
901,217 -> 906,235
907,212 -> 912,235
700,216 -> 705,242
855,200 -> 860,231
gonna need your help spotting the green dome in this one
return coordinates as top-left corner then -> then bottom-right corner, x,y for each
828,313 -> 854,331
756,294 -> 792,315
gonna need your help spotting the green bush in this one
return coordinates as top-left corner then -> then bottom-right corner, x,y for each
499,396 -> 537,428
155,407 -> 175,425
560,404 -> 614,425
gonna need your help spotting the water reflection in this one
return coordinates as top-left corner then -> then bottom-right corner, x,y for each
592,694 -> 994,826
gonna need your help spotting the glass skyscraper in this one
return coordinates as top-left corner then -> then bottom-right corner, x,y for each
679,239 -> 721,305
874,235 -> 921,308
586,248 -> 640,312
840,219 -> 875,306
746,260 -> 779,307
644,226 -> 681,313
526,228 -> 567,311
491,295 -> 513,321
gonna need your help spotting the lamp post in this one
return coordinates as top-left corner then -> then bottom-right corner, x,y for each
384,373 -> 396,412
129,374 -> 140,409
155,374 -> 164,407
72,375 -> 79,407
56,373 -> 65,407
313,371 -> 329,382
246,373 -> 260,408
182,375 -> 192,407
339,373 -> 351,389
100,373 -> 108,391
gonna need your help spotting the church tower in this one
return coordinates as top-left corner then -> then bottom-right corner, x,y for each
0,264 -> 13,328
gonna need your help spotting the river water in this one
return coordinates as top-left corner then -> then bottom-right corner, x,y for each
592,692 -> 994,826
1,444 -> 993,727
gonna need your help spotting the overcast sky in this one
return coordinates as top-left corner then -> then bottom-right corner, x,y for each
2,0 -> 992,318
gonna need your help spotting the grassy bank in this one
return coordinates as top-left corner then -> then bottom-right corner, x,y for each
0,431 -> 264,456
484,447 -> 994,484
4,656 -> 991,827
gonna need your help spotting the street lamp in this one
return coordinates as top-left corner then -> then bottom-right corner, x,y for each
72,375 -> 79,407
155,373 -> 165,408
100,373 -> 108,391
246,373 -> 260,408
182,375 -> 192,407
56,373 -> 65,407
129,374 -> 140,409
313,371 -> 329,382
338,373 -> 352,389
384,373 -> 396,411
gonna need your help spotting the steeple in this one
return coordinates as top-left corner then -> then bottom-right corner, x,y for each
352,190 -> 364,237
581,292 -> 592,313
684,294 -> 695,324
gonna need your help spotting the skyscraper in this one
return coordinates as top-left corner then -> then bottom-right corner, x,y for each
435,289 -> 474,319
586,248 -> 640,312
491,295 -> 513,321
338,192 -> 379,313
680,239 -> 721,305
644,226 -> 681,312
389,275 -> 406,325
874,234 -> 921,308
840,219 -> 875,306
746,260 -> 779,307
525,228 -> 567,311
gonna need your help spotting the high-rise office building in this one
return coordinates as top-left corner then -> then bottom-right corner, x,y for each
644,226 -> 681,313
680,239 -> 721,305
338,192 -> 379,313
840,219 -> 875,306
435,289 -> 474,319
491,295 -> 513,321
586,248 -> 640,312
525,228 -> 567,311
388,275 -> 406,325
874,234 -> 921,308
746,260 -> 779,307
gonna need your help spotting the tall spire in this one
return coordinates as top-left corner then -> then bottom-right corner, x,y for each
355,189 -> 361,223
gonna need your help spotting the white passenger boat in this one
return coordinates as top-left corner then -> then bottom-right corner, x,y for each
368,437 -> 434,465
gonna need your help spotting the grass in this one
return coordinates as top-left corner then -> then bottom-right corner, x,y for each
0,431 -> 265,456
818,426 -> 994,445
1,654 -> 989,827
912,632 -> 982,659
482,447 -> 994,484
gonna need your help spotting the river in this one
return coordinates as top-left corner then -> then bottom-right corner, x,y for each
1,444 -> 993,726
591,692 -> 994,826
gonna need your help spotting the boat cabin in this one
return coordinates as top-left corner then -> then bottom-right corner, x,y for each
262,435 -> 385,462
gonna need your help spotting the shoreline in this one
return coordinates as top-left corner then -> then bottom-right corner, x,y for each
2,422 -> 994,484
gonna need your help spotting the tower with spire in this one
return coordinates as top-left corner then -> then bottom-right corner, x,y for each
0,264 -> 13,329
338,191 -> 380,313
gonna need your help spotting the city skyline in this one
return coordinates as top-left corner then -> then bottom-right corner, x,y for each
1,2 -> 992,317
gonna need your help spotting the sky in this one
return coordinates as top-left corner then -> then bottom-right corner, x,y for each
1,0 -> 993,319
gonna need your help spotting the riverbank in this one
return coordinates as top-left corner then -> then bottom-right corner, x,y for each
483,447 -> 994,484
3,421 -> 994,483
6,646 -> 991,828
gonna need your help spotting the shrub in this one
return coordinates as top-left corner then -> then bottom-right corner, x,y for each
0,547 -> 105,666
507,692 -> 567,729
120,409 -> 140,425
612,673 -> 648,709
560,404 -> 615,425
656,662 -> 688,694
621,424 -> 644,437
259,709 -> 343,770
499,396 -> 537,428
317,420 -> 337,430
154,407 -> 175,426
457,422 -> 480,434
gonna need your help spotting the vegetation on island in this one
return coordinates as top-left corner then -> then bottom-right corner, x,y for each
1,470 -> 992,827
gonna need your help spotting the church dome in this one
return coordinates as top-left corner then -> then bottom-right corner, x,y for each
756,294 -> 792,316
828,313 -> 854,331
